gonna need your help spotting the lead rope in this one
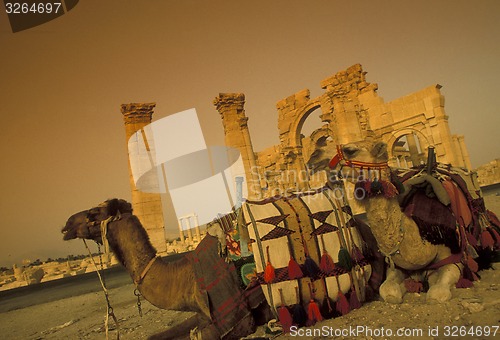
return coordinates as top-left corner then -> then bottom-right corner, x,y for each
82,238 -> 120,340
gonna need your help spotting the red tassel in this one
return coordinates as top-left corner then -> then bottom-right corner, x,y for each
489,228 -> 500,248
349,290 -> 361,310
320,252 -> 335,274
319,234 -> 335,274
307,300 -> 323,324
382,180 -> 398,198
404,278 -> 423,293
306,282 -> 323,325
278,289 -> 293,333
264,246 -> 275,283
334,275 -> 350,315
466,257 -> 479,273
466,232 -> 478,247
336,291 -> 350,315
351,245 -> 365,262
288,257 -> 303,279
456,277 -> 473,288
480,230 -> 495,249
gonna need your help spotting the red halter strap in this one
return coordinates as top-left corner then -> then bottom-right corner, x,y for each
328,144 -> 389,169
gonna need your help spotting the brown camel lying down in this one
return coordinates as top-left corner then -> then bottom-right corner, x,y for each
62,198 -> 270,339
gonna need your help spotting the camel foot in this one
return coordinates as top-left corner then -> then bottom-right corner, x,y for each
380,280 -> 403,304
427,284 -> 452,303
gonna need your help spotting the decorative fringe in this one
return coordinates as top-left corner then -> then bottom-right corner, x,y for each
354,179 -> 399,200
319,234 -> 335,274
320,251 -> 335,274
382,180 -> 399,199
334,276 -> 350,316
288,257 -> 303,279
307,300 -> 323,325
480,230 -> 495,249
462,265 -> 478,281
354,181 -> 367,201
456,277 -> 474,288
292,303 -> 307,327
370,179 -> 383,195
306,282 -> 323,325
351,244 -> 365,262
304,256 -> 321,278
466,243 -> 479,259
292,286 -> 307,327
404,278 -> 423,293
264,246 -> 275,283
489,228 -> 500,248
466,257 -> 479,273
390,171 -> 405,195
338,248 -> 353,271
278,289 -> 293,334
336,291 -> 350,316
349,290 -> 361,310
466,232 -> 478,247
320,278 -> 337,319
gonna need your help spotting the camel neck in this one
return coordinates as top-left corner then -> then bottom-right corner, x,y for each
364,196 -> 404,255
106,214 -> 157,284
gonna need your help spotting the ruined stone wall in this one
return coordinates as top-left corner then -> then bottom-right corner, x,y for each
217,64 -> 473,199
476,159 -> 500,187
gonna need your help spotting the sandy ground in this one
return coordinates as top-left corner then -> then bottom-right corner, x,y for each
1,195 -> 498,339
0,264 -> 498,340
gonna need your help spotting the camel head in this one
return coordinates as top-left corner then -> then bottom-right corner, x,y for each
307,134 -> 389,183
86,198 -> 133,223
61,199 -> 133,242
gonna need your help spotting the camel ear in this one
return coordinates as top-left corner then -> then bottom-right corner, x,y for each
118,199 -> 133,214
107,199 -> 133,216
371,141 -> 388,160
106,199 -> 121,217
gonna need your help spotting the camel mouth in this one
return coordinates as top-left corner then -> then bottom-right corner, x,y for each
307,159 -> 330,174
61,226 -> 77,240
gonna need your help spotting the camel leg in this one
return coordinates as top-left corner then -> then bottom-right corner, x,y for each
379,265 -> 406,304
426,263 -> 461,303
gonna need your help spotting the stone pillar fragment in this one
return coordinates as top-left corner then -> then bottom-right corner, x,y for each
214,93 -> 262,199
121,103 -> 167,253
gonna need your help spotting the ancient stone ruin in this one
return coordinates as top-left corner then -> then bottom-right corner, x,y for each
121,64 -> 471,251
214,63 -> 471,200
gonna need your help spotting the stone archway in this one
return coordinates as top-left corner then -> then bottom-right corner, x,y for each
385,128 -> 431,168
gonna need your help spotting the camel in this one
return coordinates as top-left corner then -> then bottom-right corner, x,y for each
62,198 -> 266,339
306,136 -> 487,304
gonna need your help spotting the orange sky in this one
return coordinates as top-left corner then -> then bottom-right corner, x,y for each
0,0 -> 499,266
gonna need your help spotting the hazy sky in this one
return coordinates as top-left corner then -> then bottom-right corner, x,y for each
1,1 -> 499,267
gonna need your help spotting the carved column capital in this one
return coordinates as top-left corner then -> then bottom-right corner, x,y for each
213,93 -> 245,114
121,103 -> 156,124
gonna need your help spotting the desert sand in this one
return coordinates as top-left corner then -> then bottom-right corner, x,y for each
0,264 -> 498,339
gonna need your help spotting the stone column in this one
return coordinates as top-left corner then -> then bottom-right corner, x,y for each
458,135 -> 472,170
214,93 -> 262,199
407,133 -> 421,166
186,217 -> 193,243
194,214 -> 201,242
121,103 -> 167,253
178,219 -> 185,243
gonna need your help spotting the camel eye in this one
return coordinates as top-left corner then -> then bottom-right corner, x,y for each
342,145 -> 359,158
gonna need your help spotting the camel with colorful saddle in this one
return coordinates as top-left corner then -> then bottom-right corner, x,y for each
307,134 -> 500,304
